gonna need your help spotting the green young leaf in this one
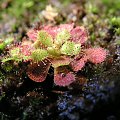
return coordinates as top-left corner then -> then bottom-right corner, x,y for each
37,30 -> 53,47
74,44 -> 81,55
47,45 -> 61,57
33,40 -> 41,49
22,55 -> 31,61
2,57 -> 14,63
31,49 -> 48,62
9,47 -> 20,57
2,57 -> 22,63
55,29 -> 71,45
60,41 -> 81,55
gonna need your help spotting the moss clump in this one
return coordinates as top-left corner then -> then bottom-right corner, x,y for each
1,62 -> 13,72
0,37 -> 13,51
110,17 -> 120,27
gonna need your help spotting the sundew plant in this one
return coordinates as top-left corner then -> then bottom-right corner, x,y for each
2,24 -> 107,86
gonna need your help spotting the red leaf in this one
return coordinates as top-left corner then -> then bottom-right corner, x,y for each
43,25 -> 58,38
51,56 -> 72,68
20,41 -> 34,56
58,23 -> 74,32
85,48 -> 107,64
27,59 -> 51,82
71,26 -> 88,44
27,29 -> 38,41
43,23 -> 74,39
54,67 -> 75,86
70,56 -> 88,72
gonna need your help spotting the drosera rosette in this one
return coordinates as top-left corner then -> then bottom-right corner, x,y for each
1,23 -> 107,87
26,23 -> 107,86
26,24 -> 78,86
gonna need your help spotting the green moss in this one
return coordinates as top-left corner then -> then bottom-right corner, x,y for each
115,40 -> 120,45
115,28 -> 120,35
0,0 -> 47,18
0,71 -> 5,83
0,43 -> 6,50
101,0 -> 120,14
90,33 -> 96,43
0,0 -> 48,35
86,3 -> 99,14
1,62 -> 13,72
0,92 -> 5,101
0,37 -> 13,50
110,17 -> 120,27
